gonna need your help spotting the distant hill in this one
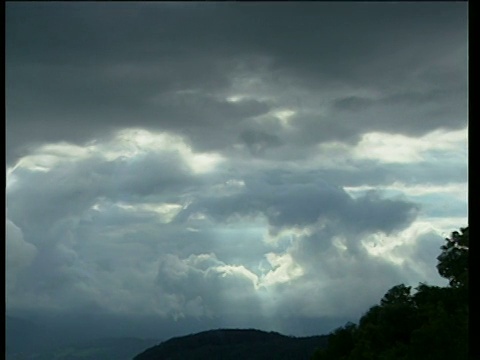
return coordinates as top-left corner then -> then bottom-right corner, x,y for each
134,328 -> 329,360
6,316 -> 328,360
6,316 -> 159,360
33,337 -> 160,360
6,315 -> 54,356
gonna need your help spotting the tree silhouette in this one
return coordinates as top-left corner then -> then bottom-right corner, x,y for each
311,226 -> 469,360
437,226 -> 468,288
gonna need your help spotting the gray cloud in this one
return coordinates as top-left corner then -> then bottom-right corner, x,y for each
6,139 -> 422,323
6,1 -> 467,344
179,172 -> 418,239
6,2 -> 467,165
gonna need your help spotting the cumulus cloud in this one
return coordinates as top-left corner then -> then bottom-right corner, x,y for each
6,2 -> 467,340
155,253 -> 263,319
5,128 -> 442,329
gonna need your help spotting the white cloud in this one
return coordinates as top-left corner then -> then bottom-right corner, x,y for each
9,142 -> 92,172
344,181 -> 467,200
100,128 -> 225,174
260,252 -> 304,287
9,128 -> 224,177
113,202 -> 183,223
353,128 -> 467,164
272,109 -> 296,127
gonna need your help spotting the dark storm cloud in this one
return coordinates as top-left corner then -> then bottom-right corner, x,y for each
6,2 -> 468,164
240,130 -> 282,155
6,1 -> 467,345
329,87 -> 468,137
333,96 -> 375,112
178,171 -> 418,238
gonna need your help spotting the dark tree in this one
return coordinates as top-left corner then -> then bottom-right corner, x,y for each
311,225 -> 469,360
380,284 -> 412,306
436,227 -> 468,288
311,322 -> 356,360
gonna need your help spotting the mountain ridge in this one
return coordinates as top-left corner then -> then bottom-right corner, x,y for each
134,328 -> 328,360
6,315 -> 328,360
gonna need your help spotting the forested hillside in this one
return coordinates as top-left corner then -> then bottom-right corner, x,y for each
134,328 -> 328,360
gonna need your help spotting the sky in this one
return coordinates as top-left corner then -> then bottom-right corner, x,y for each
6,2 -> 468,341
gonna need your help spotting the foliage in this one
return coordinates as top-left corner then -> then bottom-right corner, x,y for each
436,226 -> 469,288
311,226 -> 469,360
311,322 -> 356,360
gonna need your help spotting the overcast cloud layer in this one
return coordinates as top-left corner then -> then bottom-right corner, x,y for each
6,2 -> 468,340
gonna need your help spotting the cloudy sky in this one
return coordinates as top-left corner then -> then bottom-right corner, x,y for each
6,2 -> 468,340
